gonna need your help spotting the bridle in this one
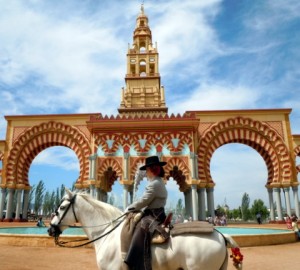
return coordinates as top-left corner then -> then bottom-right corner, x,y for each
53,194 -> 79,231
49,194 -> 126,248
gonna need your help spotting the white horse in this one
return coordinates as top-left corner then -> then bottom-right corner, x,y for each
48,189 -> 243,270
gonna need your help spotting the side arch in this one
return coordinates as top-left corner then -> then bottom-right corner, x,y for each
165,157 -> 191,192
197,117 -> 292,187
5,121 -> 91,188
97,158 -> 123,192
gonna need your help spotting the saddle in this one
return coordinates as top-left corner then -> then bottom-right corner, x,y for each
151,212 -> 173,244
120,212 -> 173,260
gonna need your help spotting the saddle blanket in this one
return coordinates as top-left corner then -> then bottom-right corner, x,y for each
171,221 -> 214,236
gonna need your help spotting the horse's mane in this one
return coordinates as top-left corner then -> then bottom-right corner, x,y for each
78,193 -> 123,221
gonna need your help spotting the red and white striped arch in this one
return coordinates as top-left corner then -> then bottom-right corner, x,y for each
5,121 -> 91,188
197,117 -> 292,187
97,157 -> 123,192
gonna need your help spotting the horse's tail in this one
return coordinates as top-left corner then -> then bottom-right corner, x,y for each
223,234 -> 243,270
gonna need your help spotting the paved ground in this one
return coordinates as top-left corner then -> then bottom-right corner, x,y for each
1,221 -> 300,269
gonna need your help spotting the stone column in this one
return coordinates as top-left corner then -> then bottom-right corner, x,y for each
96,188 -> 100,201
5,188 -> 15,221
89,154 -> 97,199
197,188 -> 206,221
89,154 -> 97,180
123,152 -> 130,180
267,188 -> 275,221
292,186 -> 300,217
283,187 -> 292,216
273,188 -> 283,221
189,152 -> 196,179
0,188 -> 6,220
190,152 -> 198,179
184,189 -> 192,219
206,188 -> 215,219
191,185 -> 198,221
15,189 -> 23,221
22,190 -> 30,220
89,184 -> 95,198
129,190 -> 133,204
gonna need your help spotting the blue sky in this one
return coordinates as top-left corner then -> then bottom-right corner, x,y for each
0,0 -> 299,210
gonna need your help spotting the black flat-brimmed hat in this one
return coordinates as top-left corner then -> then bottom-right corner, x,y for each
140,156 -> 167,170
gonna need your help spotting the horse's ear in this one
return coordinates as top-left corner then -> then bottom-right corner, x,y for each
65,188 -> 73,199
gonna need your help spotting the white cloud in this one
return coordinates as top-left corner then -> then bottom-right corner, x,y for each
32,146 -> 79,171
169,83 -> 260,114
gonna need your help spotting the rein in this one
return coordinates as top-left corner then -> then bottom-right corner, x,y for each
51,194 -> 127,248
55,215 -> 125,248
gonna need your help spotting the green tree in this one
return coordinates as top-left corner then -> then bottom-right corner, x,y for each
43,190 -> 56,217
251,199 -> 268,221
176,198 -> 184,216
34,180 -> 45,215
60,184 -> 65,199
43,191 -> 51,216
241,193 -> 251,221
215,205 -> 225,216
227,209 -> 240,220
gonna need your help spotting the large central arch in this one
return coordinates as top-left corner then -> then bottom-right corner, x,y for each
5,121 -> 91,188
198,117 -> 293,187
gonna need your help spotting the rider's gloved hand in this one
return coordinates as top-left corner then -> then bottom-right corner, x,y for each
125,207 -> 135,213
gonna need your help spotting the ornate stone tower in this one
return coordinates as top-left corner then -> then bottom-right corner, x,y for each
118,5 -> 167,116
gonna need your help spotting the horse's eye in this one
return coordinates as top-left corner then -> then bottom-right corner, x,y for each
60,205 -> 66,210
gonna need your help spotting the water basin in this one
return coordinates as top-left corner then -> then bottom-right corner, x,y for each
215,227 -> 291,235
0,226 -> 85,235
0,225 -> 296,247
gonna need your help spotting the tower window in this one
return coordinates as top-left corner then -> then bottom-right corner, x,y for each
139,60 -> 146,75
150,64 -> 155,74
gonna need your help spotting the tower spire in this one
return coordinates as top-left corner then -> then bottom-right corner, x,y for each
141,3 -> 144,14
118,6 -> 168,116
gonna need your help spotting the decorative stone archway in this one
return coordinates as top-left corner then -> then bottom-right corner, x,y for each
198,116 -> 292,187
5,121 -> 91,188
197,116 -> 296,219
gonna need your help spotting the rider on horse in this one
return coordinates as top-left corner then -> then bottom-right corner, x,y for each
124,156 -> 168,270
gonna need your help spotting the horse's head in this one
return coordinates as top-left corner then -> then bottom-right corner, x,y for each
48,188 -> 78,238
